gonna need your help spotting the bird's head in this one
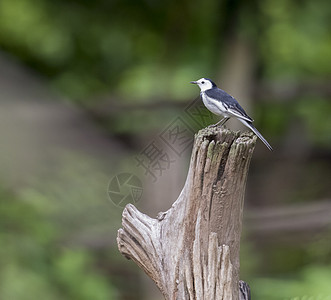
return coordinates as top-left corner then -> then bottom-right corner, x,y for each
190,78 -> 217,91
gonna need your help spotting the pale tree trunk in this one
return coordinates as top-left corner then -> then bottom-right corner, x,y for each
117,127 -> 255,299
218,36 -> 256,132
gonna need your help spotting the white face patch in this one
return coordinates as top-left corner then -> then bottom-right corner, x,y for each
195,78 -> 213,91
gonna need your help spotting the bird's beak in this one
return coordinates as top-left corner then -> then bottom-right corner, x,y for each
190,81 -> 197,84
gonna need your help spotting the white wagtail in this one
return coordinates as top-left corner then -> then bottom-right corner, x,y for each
191,78 -> 273,151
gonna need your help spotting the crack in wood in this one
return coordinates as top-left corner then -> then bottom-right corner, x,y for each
117,127 -> 256,299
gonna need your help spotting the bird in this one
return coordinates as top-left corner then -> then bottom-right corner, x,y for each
191,77 -> 273,151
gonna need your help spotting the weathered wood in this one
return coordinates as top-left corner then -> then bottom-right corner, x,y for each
117,127 -> 256,299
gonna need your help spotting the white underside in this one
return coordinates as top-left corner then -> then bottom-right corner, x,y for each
201,93 -> 229,117
201,92 -> 252,122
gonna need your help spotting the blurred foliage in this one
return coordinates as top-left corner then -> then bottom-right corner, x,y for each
0,0 -> 331,299
259,0 -> 331,79
240,233 -> 331,300
0,0 -> 218,100
296,98 -> 331,146
252,265 -> 331,300
0,0 -> 330,101
1,0 -> 330,146
0,187 -> 119,300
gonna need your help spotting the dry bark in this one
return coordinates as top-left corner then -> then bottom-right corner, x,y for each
117,127 -> 256,299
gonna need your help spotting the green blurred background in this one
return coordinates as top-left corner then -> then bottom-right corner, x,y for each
0,0 -> 330,299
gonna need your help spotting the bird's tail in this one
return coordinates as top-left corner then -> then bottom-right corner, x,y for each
238,119 -> 273,151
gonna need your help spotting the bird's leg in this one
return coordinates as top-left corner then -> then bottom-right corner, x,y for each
218,117 -> 230,126
208,117 -> 230,128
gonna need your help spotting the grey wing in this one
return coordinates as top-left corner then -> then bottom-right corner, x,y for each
224,98 -> 254,122
206,89 -> 253,122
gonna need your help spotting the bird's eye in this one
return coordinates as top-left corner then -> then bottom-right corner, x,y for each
201,81 -> 205,84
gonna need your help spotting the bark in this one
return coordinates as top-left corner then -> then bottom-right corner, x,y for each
117,127 -> 256,299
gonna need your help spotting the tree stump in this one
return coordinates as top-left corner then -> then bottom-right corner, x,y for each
117,127 -> 256,299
